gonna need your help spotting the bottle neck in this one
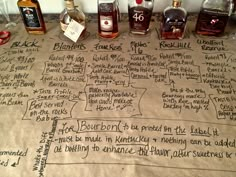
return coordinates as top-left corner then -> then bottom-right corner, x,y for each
65,0 -> 75,10
172,0 -> 182,8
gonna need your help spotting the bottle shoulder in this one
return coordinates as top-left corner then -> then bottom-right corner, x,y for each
201,0 -> 234,12
60,7 -> 85,24
163,6 -> 187,18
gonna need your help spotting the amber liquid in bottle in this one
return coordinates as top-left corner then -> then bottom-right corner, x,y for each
98,1 -> 118,38
17,0 -> 46,34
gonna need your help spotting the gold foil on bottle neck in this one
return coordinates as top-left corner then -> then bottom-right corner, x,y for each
172,0 -> 182,7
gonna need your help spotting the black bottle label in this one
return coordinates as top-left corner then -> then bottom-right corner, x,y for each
19,7 -> 41,28
128,6 -> 152,31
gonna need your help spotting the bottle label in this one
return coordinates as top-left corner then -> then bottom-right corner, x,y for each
19,7 -> 41,28
100,15 -> 113,32
128,6 -> 152,31
64,19 -> 85,43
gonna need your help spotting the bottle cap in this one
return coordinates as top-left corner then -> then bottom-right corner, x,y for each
136,0 -> 143,4
173,0 -> 182,7
0,31 -> 11,45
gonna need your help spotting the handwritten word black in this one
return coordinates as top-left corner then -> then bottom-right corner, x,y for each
10,39 -> 40,48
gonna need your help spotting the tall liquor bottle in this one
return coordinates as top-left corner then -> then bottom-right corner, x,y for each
195,0 -> 234,36
60,0 -> 86,33
98,0 -> 119,38
160,0 -> 187,39
17,0 -> 46,34
128,0 -> 154,35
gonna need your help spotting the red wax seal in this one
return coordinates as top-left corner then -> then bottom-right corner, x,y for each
0,31 -> 11,45
136,0 -> 143,4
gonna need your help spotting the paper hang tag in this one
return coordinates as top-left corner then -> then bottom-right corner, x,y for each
64,19 -> 85,43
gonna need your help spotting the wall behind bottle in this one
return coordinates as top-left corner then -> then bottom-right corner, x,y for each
5,0 -> 202,14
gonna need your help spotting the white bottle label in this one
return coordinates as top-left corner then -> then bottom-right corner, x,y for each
100,15 -> 113,32
64,19 -> 85,43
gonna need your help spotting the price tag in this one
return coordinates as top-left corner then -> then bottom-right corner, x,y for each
64,19 -> 85,43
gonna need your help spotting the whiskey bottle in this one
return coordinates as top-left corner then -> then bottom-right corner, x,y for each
17,0 -> 46,34
60,0 -> 86,34
128,0 -> 154,35
195,0 -> 234,36
160,0 -> 187,40
98,0 -> 119,38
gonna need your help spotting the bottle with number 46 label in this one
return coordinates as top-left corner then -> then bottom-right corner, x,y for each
128,0 -> 154,35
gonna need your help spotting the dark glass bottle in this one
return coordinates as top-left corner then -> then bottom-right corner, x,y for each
160,0 -> 187,40
17,0 -> 46,34
128,0 -> 154,35
195,0 -> 234,36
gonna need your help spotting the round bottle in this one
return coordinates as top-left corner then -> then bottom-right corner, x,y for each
60,0 -> 86,33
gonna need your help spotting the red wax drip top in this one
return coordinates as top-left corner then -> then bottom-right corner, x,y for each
136,0 -> 143,4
